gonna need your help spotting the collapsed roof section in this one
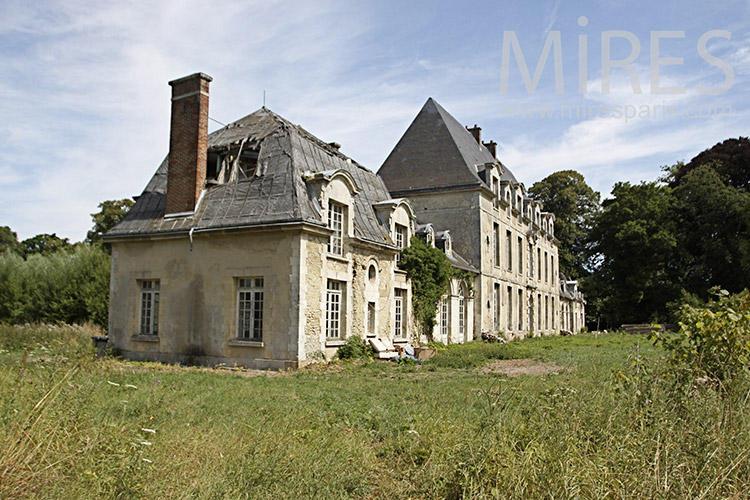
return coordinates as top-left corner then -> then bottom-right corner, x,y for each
108,107 -> 396,247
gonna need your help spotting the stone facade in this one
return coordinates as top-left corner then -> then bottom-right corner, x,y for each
106,73 -> 417,370
379,98 -> 586,341
106,74 -> 585,370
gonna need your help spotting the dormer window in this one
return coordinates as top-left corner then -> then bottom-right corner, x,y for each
206,146 -> 260,182
206,152 -> 223,181
237,149 -> 259,179
328,201 -> 344,255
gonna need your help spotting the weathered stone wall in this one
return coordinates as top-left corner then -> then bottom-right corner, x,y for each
109,228 -> 300,370
404,190 -> 482,267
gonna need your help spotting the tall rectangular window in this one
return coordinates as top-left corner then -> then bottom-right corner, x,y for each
529,243 -> 534,278
139,280 -> 159,335
537,248 -> 542,280
518,289 -> 524,330
458,296 -> 466,338
538,293 -> 542,331
440,297 -> 449,339
326,280 -> 343,339
517,236 -> 524,276
394,289 -> 405,338
506,230 -> 512,271
327,202 -> 343,255
367,302 -> 376,336
551,255 -> 555,285
395,224 -> 407,263
493,223 -> 501,267
506,286 -> 513,331
545,295 -> 549,330
494,283 -> 501,330
552,297 -> 556,329
237,278 -> 264,340
544,251 -> 549,283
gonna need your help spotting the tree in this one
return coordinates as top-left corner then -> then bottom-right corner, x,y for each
398,236 -> 455,338
0,226 -> 19,254
86,198 -> 135,244
19,233 -> 72,258
672,164 -> 750,296
671,137 -> 749,190
585,181 -> 683,327
528,170 -> 600,278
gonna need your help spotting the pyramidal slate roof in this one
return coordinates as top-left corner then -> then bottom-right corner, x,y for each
378,98 -> 517,195
107,107 -> 395,247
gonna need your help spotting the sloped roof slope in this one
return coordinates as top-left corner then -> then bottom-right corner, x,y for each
377,98 -> 517,194
107,107 -> 394,246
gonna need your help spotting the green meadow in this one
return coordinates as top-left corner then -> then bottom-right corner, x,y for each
1,324 -> 748,499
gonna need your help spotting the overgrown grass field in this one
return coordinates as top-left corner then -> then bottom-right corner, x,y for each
1,325 -> 748,499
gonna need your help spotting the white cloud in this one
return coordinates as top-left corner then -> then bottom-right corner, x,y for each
0,0 -> 747,241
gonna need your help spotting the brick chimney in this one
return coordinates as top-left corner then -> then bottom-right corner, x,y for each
466,124 -> 481,145
166,72 -> 213,215
483,140 -> 497,159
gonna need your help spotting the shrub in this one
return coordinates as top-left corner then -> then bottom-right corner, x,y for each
0,245 -> 110,326
652,288 -> 750,385
335,336 -> 374,360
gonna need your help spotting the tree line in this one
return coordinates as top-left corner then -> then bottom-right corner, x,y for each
0,199 -> 133,327
530,137 -> 750,328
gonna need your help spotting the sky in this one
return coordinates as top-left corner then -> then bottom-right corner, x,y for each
1,0 -> 748,242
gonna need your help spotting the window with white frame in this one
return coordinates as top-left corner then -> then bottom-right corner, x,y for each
395,224 -> 407,263
139,280 -> 159,335
367,301 -> 376,336
458,295 -> 465,339
327,202 -> 344,255
394,289 -> 405,337
237,278 -> 264,341
326,280 -> 343,339
440,296 -> 449,340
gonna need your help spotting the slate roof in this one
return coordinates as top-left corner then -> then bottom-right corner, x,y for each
107,107 -> 395,247
378,98 -> 518,195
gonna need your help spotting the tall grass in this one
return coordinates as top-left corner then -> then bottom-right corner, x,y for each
0,325 -> 748,499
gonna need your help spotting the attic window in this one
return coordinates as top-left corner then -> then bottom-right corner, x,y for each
237,148 -> 259,179
206,152 -> 223,181
206,147 -> 261,182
